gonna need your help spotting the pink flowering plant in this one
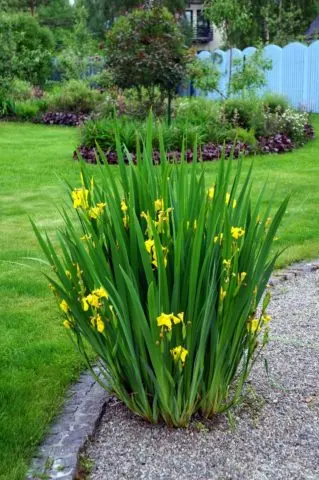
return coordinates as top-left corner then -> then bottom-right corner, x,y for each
33,118 -> 288,427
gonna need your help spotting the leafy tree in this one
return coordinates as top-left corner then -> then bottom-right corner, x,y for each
204,0 -> 251,48
0,17 -> 16,94
0,13 -> 54,85
106,7 -> 190,123
5,0 -> 49,16
204,0 -> 319,48
83,0 -> 187,39
54,1 -> 101,81
37,0 -> 75,31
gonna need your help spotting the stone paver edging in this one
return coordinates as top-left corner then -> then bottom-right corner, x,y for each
26,260 -> 319,480
26,370 -> 108,480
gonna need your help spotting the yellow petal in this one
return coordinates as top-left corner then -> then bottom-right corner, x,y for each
145,239 -> 154,253
60,300 -> 69,313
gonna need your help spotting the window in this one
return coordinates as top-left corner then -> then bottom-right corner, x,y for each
185,10 -> 193,27
196,10 -> 210,32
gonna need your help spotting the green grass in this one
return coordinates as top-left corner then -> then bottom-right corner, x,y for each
0,118 -> 319,478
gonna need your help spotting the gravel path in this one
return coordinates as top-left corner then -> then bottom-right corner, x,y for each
85,271 -> 319,480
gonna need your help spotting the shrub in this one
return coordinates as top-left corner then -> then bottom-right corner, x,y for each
91,96 -> 117,120
233,127 -> 257,148
80,117 -> 140,151
120,88 -> 167,120
262,93 -> 290,113
0,96 -> 47,121
261,107 -> 310,144
34,119 -> 288,427
47,80 -> 102,114
0,13 -> 54,86
7,78 -> 33,101
222,97 -> 263,130
175,97 -> 222,126
81,116 -> 208,152
279,108 -> 311,144
55,50 -> 105,82
0,96 -> 16,117
14,100 -> 44,121
88,69 -> 114,91
153,121 -> 206,150
174,98 -> 233,144
92,87 -> 167,120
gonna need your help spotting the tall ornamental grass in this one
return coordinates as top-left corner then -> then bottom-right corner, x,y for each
33,119 -> 288,427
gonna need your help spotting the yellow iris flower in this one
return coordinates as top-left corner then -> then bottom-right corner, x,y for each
156,312 -> 184,331
60,299 -> 69,313
72,188 -> 89,210
208,187 -> 215,200
81,286 -> 108,311
170,345 -> 189,365
88,202 -> 106,219
231,226 -> 245,240
220,287 -> 227,300
154,198 -> 164,211
121,200 -> 128,212
145,239 -> 155,253
90,313 -> 105,333
248,318 -> 260,333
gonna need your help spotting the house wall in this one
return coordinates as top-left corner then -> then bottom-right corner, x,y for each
187,2 -> 223,51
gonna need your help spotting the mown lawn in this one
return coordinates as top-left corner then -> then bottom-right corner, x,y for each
0,118 -> 319,480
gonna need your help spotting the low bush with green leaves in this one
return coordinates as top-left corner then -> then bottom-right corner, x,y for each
221,97 -> 264,132
7,78 -> 33,101
0,95 -> 16,117
262,93 -> 290,113
47,80 -> 102,114
34,119 -> 288,427
80,117 -> 141,152
174,97 -> 222,126
14,99 -> 47,121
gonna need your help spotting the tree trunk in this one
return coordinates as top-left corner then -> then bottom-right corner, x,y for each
228,44 -> 233,98
225,22 -> 233,97
263,6 -> 270,44
167,89 -> 172,126
29,0 -> 36,16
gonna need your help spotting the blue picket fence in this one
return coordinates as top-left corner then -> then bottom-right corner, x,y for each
195,41 -> 319,113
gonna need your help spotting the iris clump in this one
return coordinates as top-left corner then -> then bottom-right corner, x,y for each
33,116 -> 288,427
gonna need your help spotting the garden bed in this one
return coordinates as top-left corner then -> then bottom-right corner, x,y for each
74,141 -> 250,164
73,125 -> 315,165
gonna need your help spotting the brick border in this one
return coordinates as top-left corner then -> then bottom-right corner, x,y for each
26,260 -> 319,480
